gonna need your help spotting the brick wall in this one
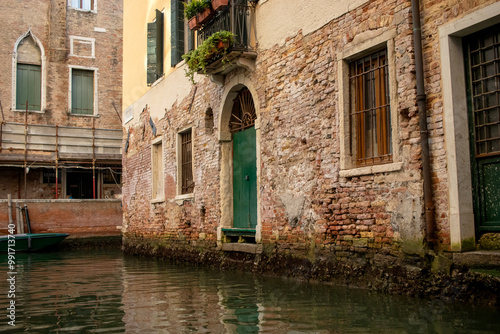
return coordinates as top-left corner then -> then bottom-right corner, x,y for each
123,0 -> 498,259
0,199 -> 122,237
0,0 -> 122,129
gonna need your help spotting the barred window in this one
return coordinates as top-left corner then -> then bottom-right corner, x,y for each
349,49 -> 392,166
180,129 -> 194,194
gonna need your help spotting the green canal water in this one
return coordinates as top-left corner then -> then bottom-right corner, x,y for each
1,250 -> 499,333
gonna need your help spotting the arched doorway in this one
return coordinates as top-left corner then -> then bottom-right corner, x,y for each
217,78 -> 261,245
230,88 -> 257,229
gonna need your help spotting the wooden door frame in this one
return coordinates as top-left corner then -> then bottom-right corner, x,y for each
439,2 -> 500,251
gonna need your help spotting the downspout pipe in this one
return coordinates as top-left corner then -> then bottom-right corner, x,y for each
411,0 -> 435,248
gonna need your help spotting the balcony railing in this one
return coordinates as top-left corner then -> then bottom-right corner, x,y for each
196,0 -> 257,76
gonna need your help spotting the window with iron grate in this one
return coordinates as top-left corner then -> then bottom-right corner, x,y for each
349,49 -> 392,166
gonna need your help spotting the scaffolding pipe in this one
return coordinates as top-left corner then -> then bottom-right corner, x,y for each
92,118 -> 96,199
24,101 -> 28,199
55,125 -> 59,199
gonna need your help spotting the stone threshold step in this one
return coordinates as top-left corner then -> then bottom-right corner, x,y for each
453,250 -> 500,267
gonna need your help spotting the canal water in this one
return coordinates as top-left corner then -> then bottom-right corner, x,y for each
1,250 -> 499,333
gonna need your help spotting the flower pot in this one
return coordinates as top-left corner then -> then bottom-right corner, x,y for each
211,0 -> 229,11
188,16 -> 201,30
197,6 -> 215,25
216,40 -> 230,50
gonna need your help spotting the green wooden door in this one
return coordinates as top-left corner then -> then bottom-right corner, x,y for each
232,126 -> 257,229
465,25 -> 500,231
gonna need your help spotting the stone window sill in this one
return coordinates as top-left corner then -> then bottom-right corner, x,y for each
13,109 -> 45,114
175,193 -> 194,205
150,198 -> 165,204
339,162 -> 403,178
69,113 -> 100,118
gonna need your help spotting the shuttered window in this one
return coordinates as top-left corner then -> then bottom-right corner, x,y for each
16,63 -> 41,111
147,10 -> 164,85
181,129 -> 194,194
71,69 -> 94,115
171,0 -> 185,67
349,49 -> 392,166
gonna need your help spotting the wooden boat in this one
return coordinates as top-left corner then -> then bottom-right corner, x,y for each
0,233 -> 69,252
2,203 -> 69,252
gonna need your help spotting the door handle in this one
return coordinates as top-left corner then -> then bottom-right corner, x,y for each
245,175 -> 249,181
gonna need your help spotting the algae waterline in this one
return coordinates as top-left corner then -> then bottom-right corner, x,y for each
1,249 -> 500,332
123,236 -> 500,306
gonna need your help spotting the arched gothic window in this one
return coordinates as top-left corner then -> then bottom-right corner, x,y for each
13,31 -> 45,112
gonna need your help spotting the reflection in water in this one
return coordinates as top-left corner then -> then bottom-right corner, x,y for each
0,250 -> 499,333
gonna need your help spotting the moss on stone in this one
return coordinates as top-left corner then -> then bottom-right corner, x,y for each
478,233 -> 500,250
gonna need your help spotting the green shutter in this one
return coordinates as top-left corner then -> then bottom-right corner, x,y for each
147,10 -> 164,85
72,69 -> 94,115
156,9 -> 164,78
16,64 -> 41,111
171,0 -> 185,67
147,21 -> 157,85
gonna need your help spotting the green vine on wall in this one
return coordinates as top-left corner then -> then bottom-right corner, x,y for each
182,31 -> 235,84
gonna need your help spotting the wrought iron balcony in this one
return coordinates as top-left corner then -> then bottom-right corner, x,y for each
196,0 -> 257,79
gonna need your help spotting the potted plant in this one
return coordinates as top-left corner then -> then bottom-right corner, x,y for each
197,0 -> 215,25
211,0 -> 229,11
184,0 -> 210,30
182,31 -> 235,83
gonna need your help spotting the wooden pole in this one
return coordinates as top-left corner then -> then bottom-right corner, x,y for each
7,194 -> 13,228
16,202 -> 23,234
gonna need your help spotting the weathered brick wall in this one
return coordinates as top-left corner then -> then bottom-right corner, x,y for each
0,199 -> 122,236
123,0 -> 497,259
0,0 -> 122,129
123,86 -> 222,243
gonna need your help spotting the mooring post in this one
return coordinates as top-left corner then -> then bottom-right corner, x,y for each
7,194 -> 13,228
16,202 -> 23,234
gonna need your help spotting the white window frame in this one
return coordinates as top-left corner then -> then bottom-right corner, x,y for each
68,0 -> 97,13
151,136 -> 164,203
337,28 -> 402,177
175,126 -> 195,201
68,65 -> 98,116
69,36 -> 96,58
11,30 -> 47,113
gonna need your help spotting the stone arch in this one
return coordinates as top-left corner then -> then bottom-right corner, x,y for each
12,29 -> 47,112
217,75 -> 262,243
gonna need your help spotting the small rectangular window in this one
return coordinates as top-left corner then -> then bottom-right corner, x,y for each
180,130 -> 194,194
349,49 -> 392,166
102,169 -> 121,184
152,140 -> 164,200
71,0 -> 94,11
16,64 -> 41,111
71,69 -> 94,115
42,169 -> 59,184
